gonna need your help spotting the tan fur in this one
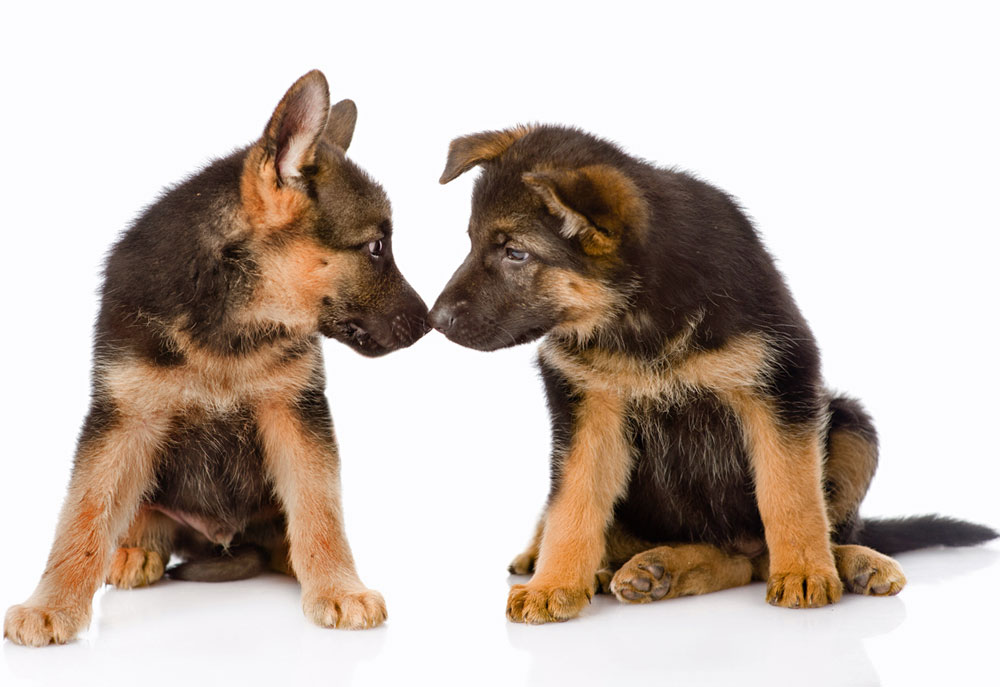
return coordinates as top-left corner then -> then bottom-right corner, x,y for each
240,145 -> 313,233
102,330 -> 320,417
107,507 -> 176,588
256,398 -> 386,630
833,544 -> 906,596
728,392 -> 841,608
540,330 -> 770,402
250,239 -> 352,330
542,268 -> 625,342
507,387 -> 632,623
508,515 -> 545,575
610,544 -> 755,603
4,411 -> 171,646
522,164 -> 649,254
824,429 -> 879,524
439,125 -> 535,184
601,520 -> 656,567
107,548 -> 165,590
540,331 -> 842,610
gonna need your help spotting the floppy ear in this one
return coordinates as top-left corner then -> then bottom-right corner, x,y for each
439,125 -> 534,184
522,165 -> 648,256
262,70 -> 331,185
324,99 -> 357,151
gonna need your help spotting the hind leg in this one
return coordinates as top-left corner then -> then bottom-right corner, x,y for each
594,520 -> 658,594
834,544 -> 906,596
610,543 -> 754,603
508,513 -> 545,575
823,395 -> 879,538
107,507 -> 175,589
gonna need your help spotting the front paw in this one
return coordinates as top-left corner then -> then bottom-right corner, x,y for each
303,588 -> 386,630
766,567 -> 843,608
4,602 -> 91,647
506,582 -> 591,624
107,547 -> 165,589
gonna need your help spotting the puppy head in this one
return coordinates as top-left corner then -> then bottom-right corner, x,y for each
428,126 -> 647,350
240,70 -> 427,357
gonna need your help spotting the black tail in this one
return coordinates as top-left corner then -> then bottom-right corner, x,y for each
166,545 -> 269,582
856,515 -> 998,555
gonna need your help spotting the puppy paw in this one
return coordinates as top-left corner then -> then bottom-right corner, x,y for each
506,583 -> 591,624
610,557 -> 672,603
594,567 -> 616,595
835,545 -> 906,596
107,547 -> 165,589
4,602 -> 90,647
303,588 -> 386,630
507,550 -> 537,576
766,567 -> 843,608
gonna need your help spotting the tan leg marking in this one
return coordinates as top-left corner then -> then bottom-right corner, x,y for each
834,544 -> 906,596
610,544 -> 754,603
107,508 -> 175,589
507,388 -> 631,624
508,514 -> 545,575
107,548 -> 165,590
730,393 -> 841,608
824,430 -> 878,524
4,412 -> 169,646
258,399 -> 385,630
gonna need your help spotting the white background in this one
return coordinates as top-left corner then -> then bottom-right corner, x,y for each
2,2 -> 998,686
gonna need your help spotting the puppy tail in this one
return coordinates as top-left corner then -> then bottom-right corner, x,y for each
855,515 -> 998,555
166,545 -> 269,582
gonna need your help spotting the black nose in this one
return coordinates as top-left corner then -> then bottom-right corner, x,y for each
427,302 -> 459,333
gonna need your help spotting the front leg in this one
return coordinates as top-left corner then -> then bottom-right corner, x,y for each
731,391 -> 842,608
257,389 -> 385,630
5,400 -> 169,646
507,386 -> 632,624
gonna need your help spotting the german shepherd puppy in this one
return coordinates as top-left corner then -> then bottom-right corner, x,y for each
4,71 -> 427,646
429,124 -> 997,624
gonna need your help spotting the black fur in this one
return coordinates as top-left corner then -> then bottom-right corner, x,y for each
167,545 -> 269,582
432,123 -> 997,570
856,516 -> 999,556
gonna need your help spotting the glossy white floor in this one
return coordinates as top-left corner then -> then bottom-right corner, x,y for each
3,543 -> 998,686
3,2 -> 999,686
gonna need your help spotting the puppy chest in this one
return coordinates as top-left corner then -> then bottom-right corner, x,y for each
615,394 -> 764,546
147,408 -> 278,542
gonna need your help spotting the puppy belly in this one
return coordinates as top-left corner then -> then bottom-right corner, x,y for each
614,393 -> 765,551
147,407 -> 278,545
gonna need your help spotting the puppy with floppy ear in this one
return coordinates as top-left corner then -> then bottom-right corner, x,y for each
4,70 -> 428,646
430,124 -> 997,624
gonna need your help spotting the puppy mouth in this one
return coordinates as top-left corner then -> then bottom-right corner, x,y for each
334,319 -> 391,356
325,314 -> 429,357
437,322 -> 549,351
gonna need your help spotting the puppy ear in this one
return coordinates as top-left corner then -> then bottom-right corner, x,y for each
324,99 -> 357,151
262,70 -> 331,184
439,125 -> 534,184
523,165 -> 648,256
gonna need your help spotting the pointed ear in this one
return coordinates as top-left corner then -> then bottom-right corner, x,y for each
439,125 -> 534,184
324,99 -> 357,151
522,165 -> 648,256
262,70 -> 331,184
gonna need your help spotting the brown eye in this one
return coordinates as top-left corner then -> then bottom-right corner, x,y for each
368,239 -> 384,257
505,247 -> 528,262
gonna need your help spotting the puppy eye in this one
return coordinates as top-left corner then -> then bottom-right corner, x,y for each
505,247 -> 529,262
368,239 -> 384,257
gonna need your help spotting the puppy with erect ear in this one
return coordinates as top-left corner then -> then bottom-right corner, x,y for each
429,123 -> 997,624
4,70 -> 429,646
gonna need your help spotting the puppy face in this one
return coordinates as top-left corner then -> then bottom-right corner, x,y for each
241,71 -> 427,357
428,126 -> 647,350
